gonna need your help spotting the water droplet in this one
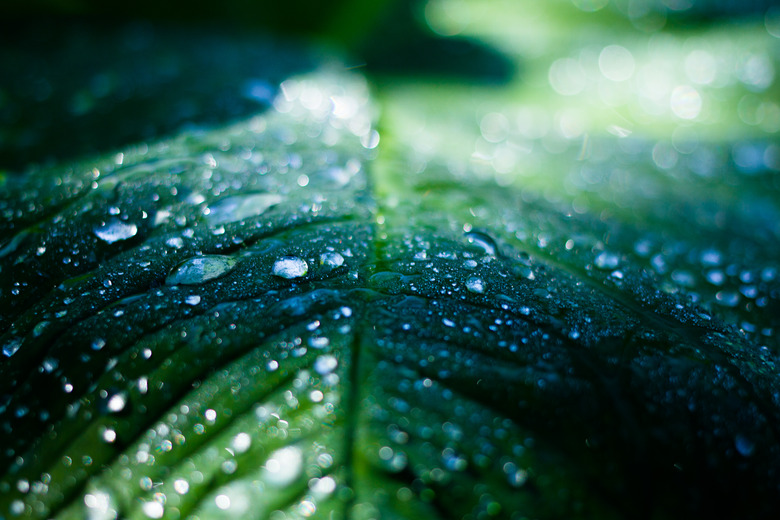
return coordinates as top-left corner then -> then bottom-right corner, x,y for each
3,337 -> 22,358
166,255 -> 237,286
94,219 -> 138,244
102,428 -> 117,443
33,321 -> 50,337
185,295 -> 202,306
735,434 -> 755,457
42,358 -> 58,373
465,276 -> 485,293
205,193 -> 283,226
594,251 -> 620,270
705,270 -> 725,286
232,432 -> 252,454
262,446 -> 303,486
465,231 -> 499,256
142,501 -> 164,519
101,391 -> 127,414
314,355 -> 338,375
319,252 -> 344,269
174,479 -> 190,494
215,495 -> 231,510
715,290 -> 740,307
165,237 -> 185,249
272,256 -> 308,279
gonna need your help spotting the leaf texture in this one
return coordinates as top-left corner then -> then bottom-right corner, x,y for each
2,22 -> 780,520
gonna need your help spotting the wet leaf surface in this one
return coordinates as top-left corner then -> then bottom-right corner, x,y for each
2,7 -> 780,520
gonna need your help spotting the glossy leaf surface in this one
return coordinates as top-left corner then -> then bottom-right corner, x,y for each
2,5 -> 780,520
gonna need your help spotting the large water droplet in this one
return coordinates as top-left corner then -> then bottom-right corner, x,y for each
205,193 -> 283,226
272,256 -> 308,279
166,255 -> 237,286
465,230 -> 499,256
94,219 -> 138,244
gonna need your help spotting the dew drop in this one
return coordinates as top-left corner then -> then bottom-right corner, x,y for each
165,237 -> 185,249
735,434 -> 755,457
2,338 -> 22,358
594,251 -> 620,270
314,355 -> 338,375
94,219 -> 138,244
205,193 -> 283,226
232,432 -> 252,454
272,256 -> 308,279
142,501 -> 164,519
465,276 -> 485,294
715,290 -> 740,307
101,391 -> 128,414
262,446 -> 303,486
465,231 -> 499,256
319,251 -> 344,269
173,479 -> 190,494
165,255 -> 237,286
184,295 -> 202,306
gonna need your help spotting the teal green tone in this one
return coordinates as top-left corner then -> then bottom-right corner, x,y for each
1,1 -> 780,519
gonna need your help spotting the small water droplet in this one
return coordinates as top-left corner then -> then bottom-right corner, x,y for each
3,337 -> 22,358
715,290 -> 740,307
142,501 -> 164,519
185,295 -> 202,306
173,479 -> 190,494
101,391 -> 128,414
314,355 -> 338,375
272,256 -> 308,279
465,276 -> 485,294
735,434 -> 755,457
319,251 -> 344,269
33,321 -> 50,337
232,432 -> 252,454
166,255 -> 237,286
705,270 -> 725,286
166,237 -> 185,249
594,251 -> 620,270
94,219 -> 138,244
42,358 -> 58,373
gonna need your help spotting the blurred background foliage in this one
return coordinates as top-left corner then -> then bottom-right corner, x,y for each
1,0 -> 778,167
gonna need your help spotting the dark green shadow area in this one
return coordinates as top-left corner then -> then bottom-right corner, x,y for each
0,18 -> 319,171
357,0 -> 517,84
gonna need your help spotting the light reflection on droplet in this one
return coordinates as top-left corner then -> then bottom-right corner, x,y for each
262,446 -> 303,486
142,501 -> 164,519
232,432 -> 252,454
215,494 -> 231,510
173,479 -> 190,494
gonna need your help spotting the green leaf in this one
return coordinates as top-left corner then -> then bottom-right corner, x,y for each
2,7 -> 780,520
